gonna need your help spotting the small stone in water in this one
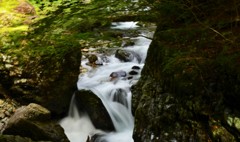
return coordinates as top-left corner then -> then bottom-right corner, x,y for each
132,66 -> 141,70
127,76 -> 133,80
129,70 -> 138,75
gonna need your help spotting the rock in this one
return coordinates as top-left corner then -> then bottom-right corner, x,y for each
115,49 -> 141,63
3,103 -> 69,142
14,1 -> 36,15
74,90 -> 115,131
6,103 -> 51,121
110,71 -> 127,78
115,49 -> 134,62
127,76 -> 133,80
132,7 -> 240,141
132,66 -> 141,70
128,70 -> 138,75
87,54 -> 98,64
109,71 -> 127,82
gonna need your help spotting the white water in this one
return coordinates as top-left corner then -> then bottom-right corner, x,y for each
60,22 -> 152,142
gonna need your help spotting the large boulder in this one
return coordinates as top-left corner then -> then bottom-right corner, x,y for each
74,90 -> 115,132
2,103 -> 69,142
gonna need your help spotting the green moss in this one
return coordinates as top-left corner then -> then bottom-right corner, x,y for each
0,25 -> 28,33
0,0 -> 20,12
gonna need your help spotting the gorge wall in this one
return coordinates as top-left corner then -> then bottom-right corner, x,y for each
132,0 -> 240,141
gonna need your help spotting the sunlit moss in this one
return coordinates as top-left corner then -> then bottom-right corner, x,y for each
0,0 -> 20,13
0,25 -> 28,33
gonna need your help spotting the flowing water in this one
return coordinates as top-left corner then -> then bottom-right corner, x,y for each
60,22 -> 153,142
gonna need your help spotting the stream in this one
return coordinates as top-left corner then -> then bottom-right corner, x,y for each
60,22 -> 153,142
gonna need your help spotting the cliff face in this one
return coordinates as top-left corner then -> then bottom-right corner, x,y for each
132,0 -> 240,141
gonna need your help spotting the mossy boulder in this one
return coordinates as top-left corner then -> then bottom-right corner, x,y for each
2,103 -> 69,142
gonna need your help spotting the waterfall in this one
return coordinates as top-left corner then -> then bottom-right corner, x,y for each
60,22 -> 153,142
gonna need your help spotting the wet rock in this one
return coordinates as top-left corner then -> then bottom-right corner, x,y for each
74,90 -> 115,132
115,49 -> 141,63
87,54 -> 98,64
127,76 -> 133,80
3,103 -> 69,142
109,71 -> 127,83
132,66 -> 141,70
110,71 -> 127,78
128,70 -> 138,75
115,49 -> 134,62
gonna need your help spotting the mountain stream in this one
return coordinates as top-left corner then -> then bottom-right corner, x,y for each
60,22 -> 153,142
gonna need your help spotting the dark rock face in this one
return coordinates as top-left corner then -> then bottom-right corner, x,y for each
3,103 -> 69,142
0,48 -> 81,118
74,90 -> 115,132
132,2 -> 240,141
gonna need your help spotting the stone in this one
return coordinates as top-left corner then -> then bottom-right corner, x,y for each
128,70 -> 138,75
115,49 -> 134,62
87,54 -> 98,64
74,90 -> 115,131
110,71 -> 127,78
109,71 -> 127,82
115,49 -> 141,63
3,103 -> 69,142
132,66 -> 141,70
7,103 -> 51,121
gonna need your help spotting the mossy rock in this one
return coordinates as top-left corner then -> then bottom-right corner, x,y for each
133,20 -> 240,141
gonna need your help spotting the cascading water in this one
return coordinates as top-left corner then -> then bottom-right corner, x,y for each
60,22 -> 153,142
